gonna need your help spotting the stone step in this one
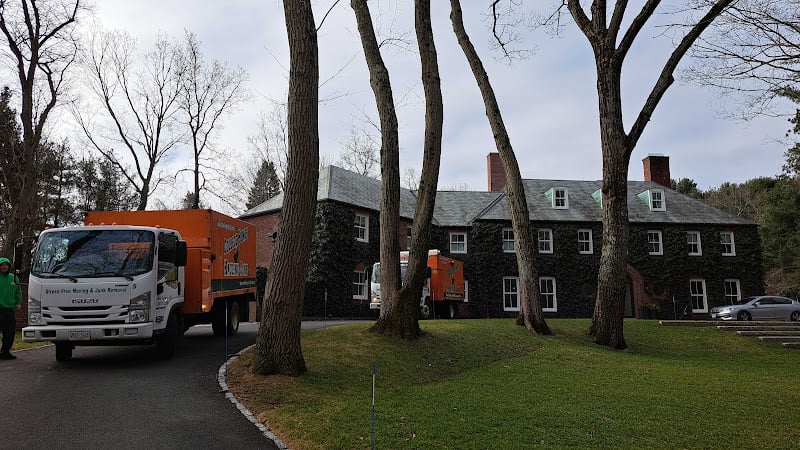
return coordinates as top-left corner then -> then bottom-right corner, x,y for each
660,320 -> 800,327
737,330 -> 800,336
721,326 -> 800,332
659,320 -> 718,327
759,336 -> 800,342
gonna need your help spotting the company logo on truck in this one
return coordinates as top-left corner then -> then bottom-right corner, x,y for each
223,227 -> 250,277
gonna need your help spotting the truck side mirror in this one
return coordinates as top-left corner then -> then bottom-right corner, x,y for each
176,241 -> 187,267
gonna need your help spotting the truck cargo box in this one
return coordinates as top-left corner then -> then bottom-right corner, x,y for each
85,209 -> 257,315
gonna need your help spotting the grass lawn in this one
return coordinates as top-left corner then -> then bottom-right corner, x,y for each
227,319 -> 800,449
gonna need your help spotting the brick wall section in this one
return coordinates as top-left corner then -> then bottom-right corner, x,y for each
14,280 -> 28,329
643,155 -> 671,188
243,212 -> 281,268
487,152 -> 506,192
248,301 -> 258,323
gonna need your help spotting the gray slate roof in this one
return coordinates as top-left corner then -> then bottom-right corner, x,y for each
240,165 -> 753,226
240,165 -> 418,220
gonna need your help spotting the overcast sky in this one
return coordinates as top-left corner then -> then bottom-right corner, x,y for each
86,1 -> 792,211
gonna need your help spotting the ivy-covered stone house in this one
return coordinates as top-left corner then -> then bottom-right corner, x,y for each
241,154 -> 763,320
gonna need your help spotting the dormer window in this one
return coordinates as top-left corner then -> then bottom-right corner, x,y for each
592,189 -> 602,208
546,187 -> 569,209
650,189 -> 666,211
638,189 -> 666,211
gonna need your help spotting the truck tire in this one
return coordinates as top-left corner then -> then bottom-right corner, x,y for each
156,312 -> 179,359
227,301 -> 240,336
55,342 -> 73,362
212,300 -> 240,337
420,298 -> 433,320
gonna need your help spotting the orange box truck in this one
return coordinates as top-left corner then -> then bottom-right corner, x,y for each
22,209 -> 257,361
370,250 -> 465,319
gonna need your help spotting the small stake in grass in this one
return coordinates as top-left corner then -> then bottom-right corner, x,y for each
371,359 -> 376,450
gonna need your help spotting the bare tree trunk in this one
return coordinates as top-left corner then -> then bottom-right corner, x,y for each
178,32 -> 248,210
387,0 -> 444,339
0,0 -> 83,256
450,0 -> 550,335
76,31 -> 184,211
565,0 -> 735,349
251,0 -> 318,376
350,0 -> 401,335
584,47 -> 630,347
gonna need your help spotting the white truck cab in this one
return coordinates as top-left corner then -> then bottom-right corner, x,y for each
22,225 -> 187,361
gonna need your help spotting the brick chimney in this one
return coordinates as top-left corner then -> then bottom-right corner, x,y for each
643,154 -> 671,188
487,152 -> 506,192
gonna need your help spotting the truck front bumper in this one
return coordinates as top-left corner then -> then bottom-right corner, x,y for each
22,323 -> 155,342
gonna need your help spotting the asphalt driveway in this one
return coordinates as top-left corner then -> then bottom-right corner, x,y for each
0,320 -> 367,449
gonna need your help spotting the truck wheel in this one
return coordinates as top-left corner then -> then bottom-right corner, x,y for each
55,342 -> 73,362
212,300 -> 240,336
420,299 -> 433,320
156,312 -> 179,360
227,301 -> 240,336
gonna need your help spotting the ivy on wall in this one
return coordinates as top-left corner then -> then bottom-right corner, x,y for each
297,201 -> 763,320
628,224 -> 764,319
304,201 -> 380,317
451,221 -> 762,320
462,222 -> 601,318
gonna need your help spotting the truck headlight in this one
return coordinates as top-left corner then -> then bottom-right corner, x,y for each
129,292 -> 151,323
28,297 -> 42,325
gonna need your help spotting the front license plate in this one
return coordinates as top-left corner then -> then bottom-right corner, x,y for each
68,330 -> 90,341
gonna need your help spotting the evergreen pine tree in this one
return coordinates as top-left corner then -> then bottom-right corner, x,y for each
246,159 -> 282,209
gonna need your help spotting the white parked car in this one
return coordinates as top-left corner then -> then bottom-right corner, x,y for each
710,296 -> 800,322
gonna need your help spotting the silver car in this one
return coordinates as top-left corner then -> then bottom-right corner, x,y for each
710,296 -> 800,321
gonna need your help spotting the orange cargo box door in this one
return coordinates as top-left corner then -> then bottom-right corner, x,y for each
183,248 -> 213,315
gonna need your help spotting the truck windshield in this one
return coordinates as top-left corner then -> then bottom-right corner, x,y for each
32,230 -> 155,279
370,263 -> 408,283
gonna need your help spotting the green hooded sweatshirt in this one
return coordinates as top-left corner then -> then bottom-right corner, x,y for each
0,257 -> 22,309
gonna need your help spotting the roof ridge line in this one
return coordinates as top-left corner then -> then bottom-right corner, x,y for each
471,191 -> 506,223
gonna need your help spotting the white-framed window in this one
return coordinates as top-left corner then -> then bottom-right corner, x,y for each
687,231 -> 702,256
540,277 -> 557,312
553,188 -> 569,209
724,279 -> 741,305
503,277 -> 519,312
450,232 -> 467,253
538,229 -> 553,254
647,230 -> 663,255
353,269 -> 368,300
354,213 -> 369,243
464,280 -> 469,303
650,189 -> 666,211
502,228 -> 515,253
406,226 -> 413,250
690,278 -> 708,313
578,229 -> 593,254
721,232 -> 736,256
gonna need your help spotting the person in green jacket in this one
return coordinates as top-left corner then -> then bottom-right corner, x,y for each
0,257 -> 22,360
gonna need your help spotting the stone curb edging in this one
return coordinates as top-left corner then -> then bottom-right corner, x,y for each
217,344 -> 289,450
